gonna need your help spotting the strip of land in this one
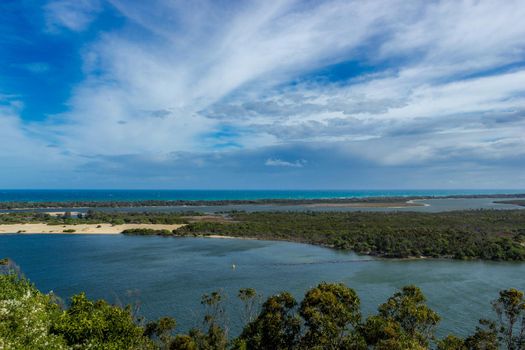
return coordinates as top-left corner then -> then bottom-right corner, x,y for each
1,210 -> 524,261
0,223 -> 185,234
173,210 -> 525,261
303,201 -> 425,208
494,200 -> 525,207
0,193 -> 523,210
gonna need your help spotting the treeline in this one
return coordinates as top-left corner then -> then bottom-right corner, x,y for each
0,210 -> 191,225
0,193 -> 524,209
174,211 -> 525,261
495,200 -> 525,207
1,271 -> 524,349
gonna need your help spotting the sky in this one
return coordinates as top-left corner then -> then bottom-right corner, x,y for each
1,0 -> 524,189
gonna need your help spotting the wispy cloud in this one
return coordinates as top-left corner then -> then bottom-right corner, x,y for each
265,158 -> 307,168
44,0 -> 101,32
1,0 -> 524,187
0,95 -> 74,187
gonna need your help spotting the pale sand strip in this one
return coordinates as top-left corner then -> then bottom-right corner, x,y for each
206,234 -> 241,239
406,200 -> 430,207
303,201 -> 425,208
0,223 -> 185,234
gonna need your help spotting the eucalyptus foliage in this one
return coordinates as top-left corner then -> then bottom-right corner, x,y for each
1,272 -> 524,349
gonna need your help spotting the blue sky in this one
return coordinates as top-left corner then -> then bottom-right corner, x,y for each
1,0 -> 524,189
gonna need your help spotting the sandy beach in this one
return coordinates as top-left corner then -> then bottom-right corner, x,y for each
0,223 -> 185,234
303,201 -> 425,208
206,234 -> 246,240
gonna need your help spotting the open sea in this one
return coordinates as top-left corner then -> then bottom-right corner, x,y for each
0,189 -> 524,202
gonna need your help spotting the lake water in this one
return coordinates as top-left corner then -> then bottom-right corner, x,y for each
1,234 -> 523,338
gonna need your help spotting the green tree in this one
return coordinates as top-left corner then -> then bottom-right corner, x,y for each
492,288 -> 525,350
437,335 -> 467,350
169,334 -> 198,350
299,282 -> 365,349
361,285 -> 440,348
185,291 -> 228,350
373,336 -> 427,350
361,314 -> 410,348
144,316 -> 177,349
235,292 -> 301,350
238,288 -> 261,324
0,274 -> 67,349
379,285 -> 440,344
51,292 -> 154,350
464,319 -> 499,350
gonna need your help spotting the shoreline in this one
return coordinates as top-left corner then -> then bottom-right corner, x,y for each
2,227 -> 523,262
166,234 -> 507,262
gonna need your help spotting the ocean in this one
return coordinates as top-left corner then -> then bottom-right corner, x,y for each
0,189 -> 523,202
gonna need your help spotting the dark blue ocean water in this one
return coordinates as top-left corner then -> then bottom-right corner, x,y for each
0,189 -> 523,202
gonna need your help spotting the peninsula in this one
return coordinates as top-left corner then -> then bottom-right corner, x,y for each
1,209 -> 524,261
1,193 -> 524,210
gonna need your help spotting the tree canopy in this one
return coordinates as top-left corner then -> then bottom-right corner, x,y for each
2,270 -> 524,349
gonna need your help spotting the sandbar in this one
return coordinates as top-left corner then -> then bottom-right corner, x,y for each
0,223 -> 185,234
303,201 -> 425,208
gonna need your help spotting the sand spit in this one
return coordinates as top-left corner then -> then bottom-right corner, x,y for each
303,201 -> 425,208
0,223 -> 185,234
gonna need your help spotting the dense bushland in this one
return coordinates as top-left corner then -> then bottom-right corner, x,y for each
175,211 -> 525,260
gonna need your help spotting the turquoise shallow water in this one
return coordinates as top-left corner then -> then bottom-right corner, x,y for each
0,189 -> 524,202
0,234 -> 523,337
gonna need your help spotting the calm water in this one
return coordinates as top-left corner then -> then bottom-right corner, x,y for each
1,234 -> 523,337
1,189 -> 524,202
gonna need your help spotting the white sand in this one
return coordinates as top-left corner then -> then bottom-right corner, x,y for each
0,223 -> 185,234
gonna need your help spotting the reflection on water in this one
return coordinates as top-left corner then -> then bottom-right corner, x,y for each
1,234 -> 524,337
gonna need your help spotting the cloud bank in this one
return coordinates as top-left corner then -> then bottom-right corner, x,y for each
1,0 -> 524,188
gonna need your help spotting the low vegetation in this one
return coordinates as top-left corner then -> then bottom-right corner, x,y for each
122,228 -> 173,235
1,270 -> 524,349
0,210 -> 190,226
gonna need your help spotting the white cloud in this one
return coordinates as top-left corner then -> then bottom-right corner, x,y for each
379,0 -> 525,70
53,1 -> 525,168
48,0 -> 411,156
44,0 -> 100,32
3,0 -> 525,187
0,96 -> 75,186
265,158 -> 306,168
